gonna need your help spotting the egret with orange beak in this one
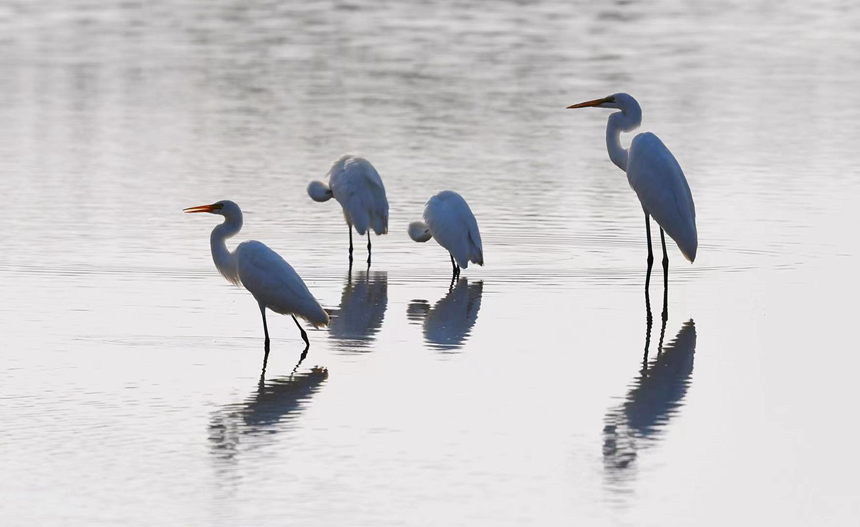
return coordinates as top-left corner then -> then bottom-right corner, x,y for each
184,200 -> 329,370
568,93 -> 697,315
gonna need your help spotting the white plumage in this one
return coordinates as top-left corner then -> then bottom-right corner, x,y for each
408,190 -> 483,273
307,155 -> 389,264
184,200 -> 328,355
568,92 -> 697,304
235,241 -> 329,327
627,133 -> 697,262
568,93 -> 697,264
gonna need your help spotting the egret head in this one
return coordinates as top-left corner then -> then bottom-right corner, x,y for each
408,221 -> 433,243
567,92 -> 639,112
183,200 -> 240,217
307,181 -> 333,202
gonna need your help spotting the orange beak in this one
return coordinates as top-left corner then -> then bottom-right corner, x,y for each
566,96 -> 613,109
183,203 -> 222,214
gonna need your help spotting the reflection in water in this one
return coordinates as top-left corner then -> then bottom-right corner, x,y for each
327,271 -> 388,352
603,320 -> 697,484
209,367 -> 328,461
407,279 -> 483,351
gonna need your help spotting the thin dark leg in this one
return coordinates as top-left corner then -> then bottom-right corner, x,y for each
260,304 -> 271,376
367,232 -> 372,266
660,228 -> 669,322
450,254 -> 458,277
291,315 -> 310,372
348,225 -> 354,264
292,344 -> 309,374
644,212 -> 654,292
260,304 -> 270,345
292,315 -> 310,348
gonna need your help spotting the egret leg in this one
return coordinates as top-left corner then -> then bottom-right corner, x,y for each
292,345 -> 309,374
292,315 -> 310,348
260,303 -> 270,346
660,228 -> 669,321
644,213 -> 654,292
367,232 -> 372,267
260,304 -> 271,376
348,226 -> 354,263
450,254 -> 460,279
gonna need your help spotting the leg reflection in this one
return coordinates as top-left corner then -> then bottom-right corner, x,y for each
660,228 -> 669,322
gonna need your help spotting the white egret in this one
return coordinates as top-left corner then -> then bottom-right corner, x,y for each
184,200 -> 329,368
307,155 -> 389,266
568,93 -> 697,305
408,190 -> 483,278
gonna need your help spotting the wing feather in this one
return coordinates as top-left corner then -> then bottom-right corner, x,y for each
424,191 -> 483,269
628,133 -> 698,262
328,155 -> 389,235
235,241 -> 329,326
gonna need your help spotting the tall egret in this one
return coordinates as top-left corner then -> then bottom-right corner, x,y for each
568,93 -> 697,309
184,200 -> 329,370
307,155 -> 389,266
408,190 -> 484,278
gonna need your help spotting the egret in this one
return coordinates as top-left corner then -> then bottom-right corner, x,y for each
184,200 -> 329,370
408,190 -> 483,278
568,93 -> 697,313
307,155 -> 389,266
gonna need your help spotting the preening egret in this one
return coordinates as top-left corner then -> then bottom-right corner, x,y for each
184,200 -> 329,370
308,155 -> 389,266
568,93 -> 697,311
408,190 -> 483,278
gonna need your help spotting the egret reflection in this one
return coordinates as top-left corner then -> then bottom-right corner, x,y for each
407,278 -> 483,351
209,367 -> 328,461
603,319 -> 697,481
327,271 -> 388,351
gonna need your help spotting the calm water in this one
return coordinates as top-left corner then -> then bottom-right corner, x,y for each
2,1 -> 859,525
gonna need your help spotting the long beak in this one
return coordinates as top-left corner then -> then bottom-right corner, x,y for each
183,204 -> 217,213
566,97 -> 611,109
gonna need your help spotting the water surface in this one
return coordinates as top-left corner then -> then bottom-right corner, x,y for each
1,1 -> 859,525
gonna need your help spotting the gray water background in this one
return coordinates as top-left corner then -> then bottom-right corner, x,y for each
1,1 -> 859,525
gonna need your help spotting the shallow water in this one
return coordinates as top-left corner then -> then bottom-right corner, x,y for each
1,1 -> 859,525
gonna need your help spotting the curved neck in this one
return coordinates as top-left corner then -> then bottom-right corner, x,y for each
210,214 -> 242,285
606,106 -> 642,172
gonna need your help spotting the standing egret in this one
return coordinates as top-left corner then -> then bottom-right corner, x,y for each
184,200 -> 329,371
408,190 -> 483,278
567,93 -> 697,315
307,155 -> 389,266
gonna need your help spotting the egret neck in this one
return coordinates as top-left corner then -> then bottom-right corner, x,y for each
211,211 -> 242,285
605,100 -> 642,172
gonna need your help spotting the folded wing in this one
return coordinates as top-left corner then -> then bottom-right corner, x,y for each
329,155 -> 389,236
235,241 -> 329,327
627,133 -> 697,262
